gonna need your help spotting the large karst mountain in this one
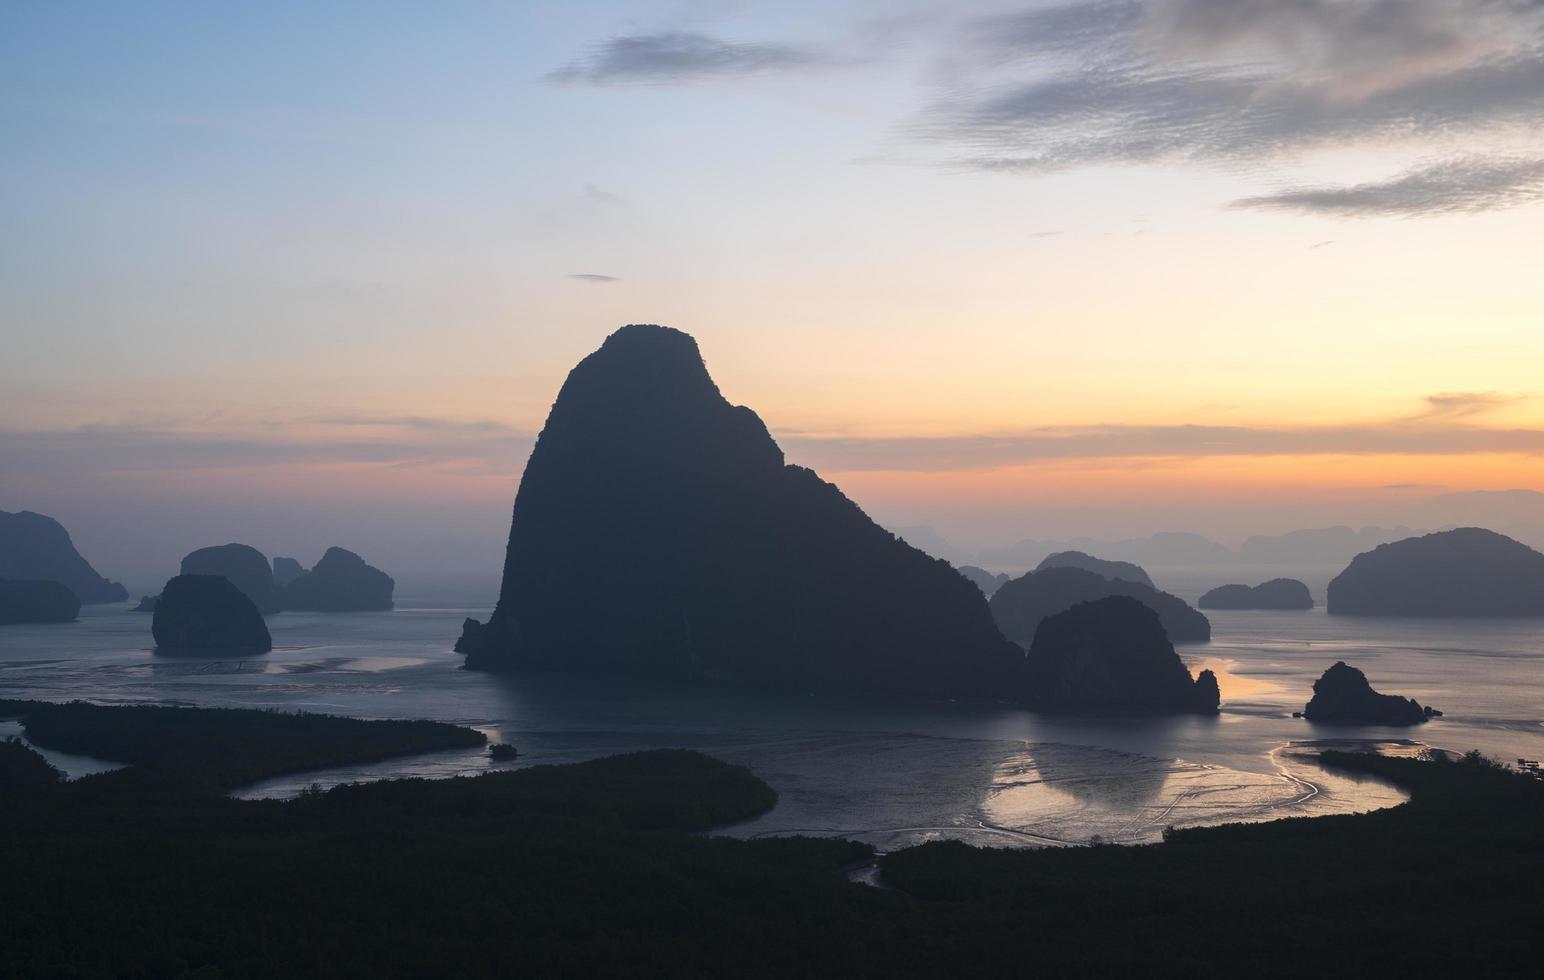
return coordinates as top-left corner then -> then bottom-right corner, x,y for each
457,324 -> 1022,697
1327,527 -> 1544,617
0,510 -> 127,604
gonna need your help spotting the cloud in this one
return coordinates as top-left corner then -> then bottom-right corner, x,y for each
1230,157 -> 1544,216
917,0 -> 1544,188
1414,391 -> 1523,419
0,421 -> 534,475
779,399 -> 1544,471
1383,483 -> 1446,490
583,183 -> 626,206
1310,240 -> 1335,249
569,273 -> 620,283
548,32 -> 827,85
307,415 -> 516,434
5,392 -> 1538,482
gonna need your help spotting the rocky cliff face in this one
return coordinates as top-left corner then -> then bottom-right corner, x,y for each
1034,551 -> 1154,588
0,511 -> 127,604
272,557 -> 308,588
457,324 -> 1021,697
1021,596 -> 1219,713
181,544 -> 278,615
990,566 -> 1211,645
280,548 -> 393,611
1327,527 -> 1544,617
1301,661 -> 1430,726
151,574 -> 272,655
0,579 -> 81,624
1199,578 -> 1313,610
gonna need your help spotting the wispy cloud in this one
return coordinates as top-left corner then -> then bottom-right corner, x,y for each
780,420 -> 1544,472
1414,391 -> 1524,420
548,32 -> 828,85
306,415 -> 516,434
583,183 -> 626,206
911,0 -> 1544,211
4,391 -> 1538,481
569,273 -> 620,283
1230,157 -> 1544,217
0,421 -> 534,475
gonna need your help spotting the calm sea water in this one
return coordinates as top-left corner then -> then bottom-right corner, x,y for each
3,574 -> 1540,848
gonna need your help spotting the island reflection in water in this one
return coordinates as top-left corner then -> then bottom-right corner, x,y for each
8,596 -> 1539,849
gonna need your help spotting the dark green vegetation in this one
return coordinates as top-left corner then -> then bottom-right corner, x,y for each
1328,526 -> 1544,616
0,577 -> 81,624
0,736 -> 63,791
459,325 -> 1020,696
879,751 -> 1543,976
1024,596 -> 1218,713
0,699 -> 485,790
1,700 -> 1541,978
991,564 -> 1212,644
151,574 -> 273,656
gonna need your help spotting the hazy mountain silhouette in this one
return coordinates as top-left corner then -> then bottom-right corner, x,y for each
887,525 -> 966,563
456,324 -> 1021,697
1198,578 -> 1313,610
151,574 -> 272,655
180,544 -> 278,615
1327,527 -> 1544,617
1022,596 -> 1219,714
272,557 -> 308,588
979,532 -> 1232,570
1035,551 -> 1154,588
1239,526 -> 1422,565
956,565 -> 1010,597
0,579 -> 81,625
990,567 -> 1211,646
280,547 -> 394,611
0,510 -> 127,604
1302,661 -> 1431,726
977,526 -> 1446,572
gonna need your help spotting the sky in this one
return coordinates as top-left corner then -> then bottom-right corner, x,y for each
4,0 -> 1544,583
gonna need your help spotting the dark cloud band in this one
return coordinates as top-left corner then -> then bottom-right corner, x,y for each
1229,157 -> 1544,216
548,32 -> 825,84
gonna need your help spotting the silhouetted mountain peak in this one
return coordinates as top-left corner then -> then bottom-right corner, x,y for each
181,543 -> 277,615
1199,578 -> 1313,610
281,547 -> 394,611
990,566 -> 1211,645
1035,551 -> 1154,588
1022,596 -> 1219,714
0,510 -> 127,604
535,324 -> 784,478
1327,526 -> 1544,617
459,324 -> 1019,697
1302,661 -> 1430,726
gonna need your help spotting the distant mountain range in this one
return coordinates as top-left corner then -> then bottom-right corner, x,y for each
890,513 -> 1544,573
